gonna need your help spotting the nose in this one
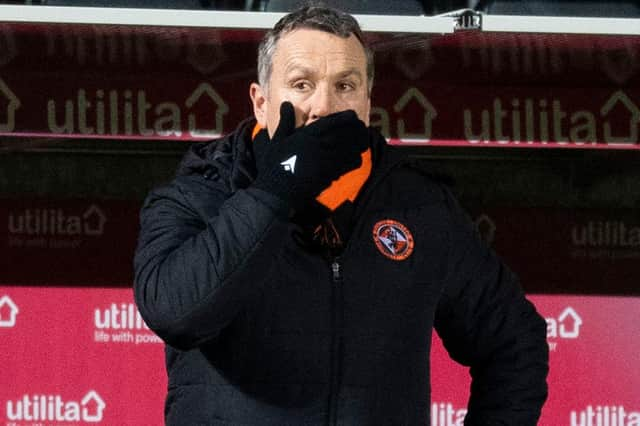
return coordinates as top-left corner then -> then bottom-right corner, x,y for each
306,85 -> 335,124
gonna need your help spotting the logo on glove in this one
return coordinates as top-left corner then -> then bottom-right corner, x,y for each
280,155 -> 297,173
372,219 -> 414,261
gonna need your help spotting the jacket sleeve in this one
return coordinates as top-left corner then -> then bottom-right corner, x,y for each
433,187 -> 549,426
133,177 -> 290,350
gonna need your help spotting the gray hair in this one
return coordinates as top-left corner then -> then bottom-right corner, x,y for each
257,5 -> 374,94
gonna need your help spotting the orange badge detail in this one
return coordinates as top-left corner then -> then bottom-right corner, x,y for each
372,220 -> 414,261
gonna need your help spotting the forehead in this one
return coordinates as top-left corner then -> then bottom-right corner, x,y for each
271,28 -> 367,74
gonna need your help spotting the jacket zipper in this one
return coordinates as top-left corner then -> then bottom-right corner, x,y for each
328,257 -> 344,426
324,149 -> 405,425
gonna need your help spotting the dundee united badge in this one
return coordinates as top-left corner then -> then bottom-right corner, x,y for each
372,219 -> 414,261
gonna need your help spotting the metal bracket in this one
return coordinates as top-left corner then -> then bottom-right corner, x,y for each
435,8 -> 483,31
455,10 -> 482,30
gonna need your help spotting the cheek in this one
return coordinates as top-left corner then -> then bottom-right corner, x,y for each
266,108 -> 279,130
351,99 -> 370,126
360,103 -> 370,126
264,104 -> 282,137
285,98 -> 313,127
266,99 -> 308,133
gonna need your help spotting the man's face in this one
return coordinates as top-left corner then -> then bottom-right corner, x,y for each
250,28 -> 371,137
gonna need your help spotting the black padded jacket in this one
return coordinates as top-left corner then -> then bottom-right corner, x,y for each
133,118 -> 548,426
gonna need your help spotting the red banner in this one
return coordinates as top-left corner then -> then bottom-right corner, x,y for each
0,286 -> 166,426
0,199 -> 140,286
430,295 -> 640,426
0,24 -> 639,148
2,287 -> 638,425
470,207 -> 640,295
3,198 -> 637,294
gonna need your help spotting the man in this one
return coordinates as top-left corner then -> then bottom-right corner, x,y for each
134,6 -> 548,425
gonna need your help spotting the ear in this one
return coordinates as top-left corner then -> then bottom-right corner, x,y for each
250,83 -> 268,127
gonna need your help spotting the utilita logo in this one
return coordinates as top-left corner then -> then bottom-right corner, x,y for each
7,204 -> 106,237
431,402 -> 467,426
464,90 -> 640,145
0,77 -> 20,133
546,307 -> 583,339
572,221 -> 640,248
46,82 -> 229,138
571,405 -> 640,426
5,390 -> 105,422
0,295 -> 19,327
94,303 -> 148,330
93,303 -> 162,345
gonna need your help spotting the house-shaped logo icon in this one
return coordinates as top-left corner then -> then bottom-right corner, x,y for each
186,32 -> 226,75
83,205 -> 107,236
600,45 -> 638,85
81,390 -> 106,422
394,43 -> 433,81
185,82 -> 229,138
393,87 -> 437,141
0,295 -> 19,327
0,77 -> 21,133
0,25 -> 18,67
600,90 -> 640,145
558,307 -> 582,339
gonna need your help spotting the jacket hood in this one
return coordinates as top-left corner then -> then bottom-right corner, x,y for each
175,117 -> 257,192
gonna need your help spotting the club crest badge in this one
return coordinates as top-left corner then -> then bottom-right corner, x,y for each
372,219 -> 414,261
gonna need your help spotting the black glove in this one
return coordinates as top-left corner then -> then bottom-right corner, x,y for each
253,101 -> 369,211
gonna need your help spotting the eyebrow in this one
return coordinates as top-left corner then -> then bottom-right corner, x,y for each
336,68 -> 364,83
284,64 -> 316,78
284,65 -> 363,83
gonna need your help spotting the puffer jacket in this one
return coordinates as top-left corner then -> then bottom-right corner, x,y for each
133,118 -> 548,426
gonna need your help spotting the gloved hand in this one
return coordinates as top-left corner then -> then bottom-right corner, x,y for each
253,101 -> 369,212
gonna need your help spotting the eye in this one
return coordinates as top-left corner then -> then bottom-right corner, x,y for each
292,80 -> 311,91
337,81 -> 356,92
